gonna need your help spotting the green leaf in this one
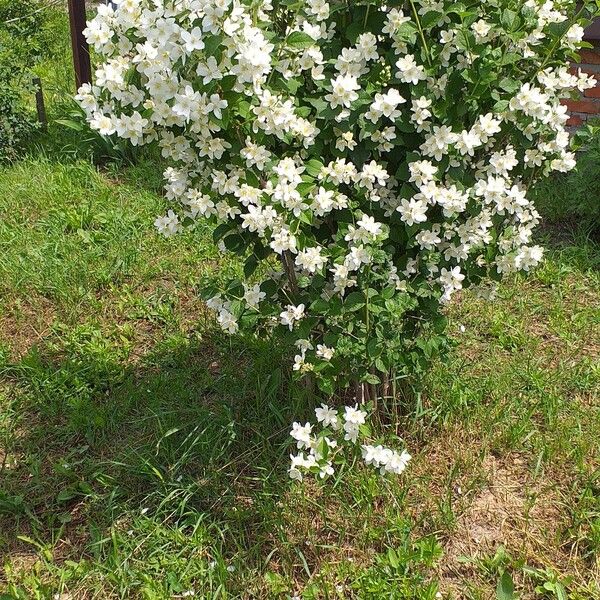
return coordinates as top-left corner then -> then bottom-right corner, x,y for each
394,22 -> 417,44
421,11 -> 443,29
500,52 -> 522,65
454,29 -> 473,51
381,286 -> 396,300
496,571 -> 515,600
366,336 -> 380,358
213,223 -> 232,242
548,21 -> 571,38
261,279 -> 278,299
501,9 -> 520,31
56,487 -> 78,502
307,97 -> 329,115
493,99 -> 510,112
305,158 -> 324,177
387,547 -> 400,568
285,77 -> 302,94
287,31 -> 316,49
203,34 -> 222,56
446,3 -> 467,15
56,119 -> 85,131
344,291 -> 365,311
236,100 -> 251,119
375,357 -> 388,373
244,254 -> 258,278
317,377 -> 334,395
498,77 -> 521,93
363,372 -> 381,385
223,233 -> 247,253
345,20 -> 363,44
555,582 -> 567,600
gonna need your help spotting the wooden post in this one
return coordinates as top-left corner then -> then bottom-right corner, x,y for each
32,77 -> 47,132
67,0 -> 91,89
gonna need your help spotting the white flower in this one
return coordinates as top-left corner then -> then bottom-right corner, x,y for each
280,304 -> 305,330
316,344 -> 335,360
325,74 -> 360,109
345,218 -> 382,245
335,129 -> 357,151
89,112 -> 115,135
455,130 -> 482,156
319,462 -> 334,478
356,32 -> 379,62
243,284 -> 266,308
307,0 -> 330,21
395,54 -> 427,85
515,245 -> 544,271
409,160 -> 437,187
471,19 -> 491,41
344,405 -> 366,425
296,247 -> 327,273
362,445 -> 411,475
181,27 -> 205,53
154,210 -> 182,237
383,8 -> 411,35
439,266 -> 465,301
197,56 -> 223,84
270,228 -> 297,254
343,422 -> 360,443
217,310 -> 238,334
369,88 -> 406,121
288,456 -> 304,481
564,24 -> 584,49
290,422 -> 312,449
315,404 -> 339,429
397,198 -> 428,226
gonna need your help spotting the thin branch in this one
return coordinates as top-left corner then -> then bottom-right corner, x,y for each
281,250 -> 300,297
4,0 -> 63,24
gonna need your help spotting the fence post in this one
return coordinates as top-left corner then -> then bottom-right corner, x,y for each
33,77 -> 48,132
67,0 -> 92,89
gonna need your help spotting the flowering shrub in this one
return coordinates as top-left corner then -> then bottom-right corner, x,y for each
289,403 -> 411,481
78,0 -> 598,398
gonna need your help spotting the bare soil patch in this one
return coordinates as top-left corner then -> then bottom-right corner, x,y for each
0,296 -> 56,360
436,454 -> 591,598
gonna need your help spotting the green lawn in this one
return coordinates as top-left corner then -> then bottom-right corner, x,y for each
0,155 -> 598,599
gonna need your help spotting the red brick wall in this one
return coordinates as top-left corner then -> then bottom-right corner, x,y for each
565,42 -> 600,127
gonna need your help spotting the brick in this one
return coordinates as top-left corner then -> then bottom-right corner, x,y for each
578,49 -> 600,65
571,62 -> 600,74
569,66 -> 599,79
584,85 -> 600,98
562,99 -> 600,114
567,114 -> 584,126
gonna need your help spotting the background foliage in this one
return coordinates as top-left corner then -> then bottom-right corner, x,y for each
0,0 -> 49,161
534,121 -> 600,234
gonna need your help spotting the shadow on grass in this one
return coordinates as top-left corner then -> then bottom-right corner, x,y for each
0,326 -> 313,585
536,220 -> 600,274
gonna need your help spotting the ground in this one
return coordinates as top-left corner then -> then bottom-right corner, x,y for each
0,4 -> 599,599
0,156 -> 598,599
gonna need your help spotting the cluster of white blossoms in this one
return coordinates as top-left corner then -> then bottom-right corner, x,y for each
289,403 -> 410,481
78,0 -> 597,385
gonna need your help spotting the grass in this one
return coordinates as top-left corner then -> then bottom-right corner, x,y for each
0,5 -> 599,599
532,125 -> 600,237
0,157 -> 598,599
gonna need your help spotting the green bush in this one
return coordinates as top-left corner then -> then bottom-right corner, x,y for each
0,0 -> 53,161
0,70 -> 37,162
533,124 -> 600,234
